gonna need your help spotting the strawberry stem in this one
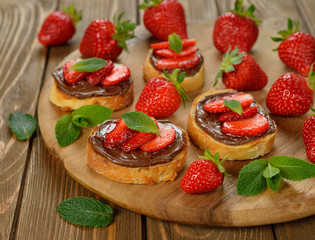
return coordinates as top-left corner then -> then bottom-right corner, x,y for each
62,4 -> 82,25
271,18 -> 300,43
112,12 -> 136,53
214,46 -> 245,87
199,149 -> 230,176
138,0 -> 163,9
226,0 -> 261,25
308,62 -> 315,91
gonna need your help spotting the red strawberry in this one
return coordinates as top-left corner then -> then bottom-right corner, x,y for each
62,61 -> 87,84
219,105 -> 258,122
38,5 -> 81,46
139,0 -> 188,41
156,54 -> 200,70
222,114 -> 270,137
266,67 -> 315,116
204,93 -> 253,113
213,1 -> 260,53
180,149 -> 229,194
86,60 -> 114,86
155,46 -> 197,58
151,39 -> 196,50
302,107 -> 315,163
104,120 -> 136,149
135,69 -> 189,117
101,65 -> 130,86
121,132 -> 157,152
140,123 -> 176,153
79,13 -> 136,60
272,18 -> 315,76
214,47 -> 267,90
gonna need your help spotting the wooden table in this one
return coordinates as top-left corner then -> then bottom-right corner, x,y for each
1,0 -> 315,239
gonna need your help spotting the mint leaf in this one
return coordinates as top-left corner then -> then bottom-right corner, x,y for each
8,113 -> 37,140
237,159 -> 267,196
69,58 -> 107,72
266,174 -> 281,191
71,105 -> 113,127
122,112 -> 159,134
223,99 -> 242,115
168,33 -> 182,53
57,197 -> 113,227
55,115 -> 80,147
263,163 -> 280,178
269,156 -> 315,180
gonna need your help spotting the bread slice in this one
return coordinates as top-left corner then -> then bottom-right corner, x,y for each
87,125 -> 189,184
143,49 -> 204,92
187,89 -> 277,160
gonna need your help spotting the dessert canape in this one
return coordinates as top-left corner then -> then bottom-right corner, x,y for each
143,33 -> 204,92
187,89 -> 277,160
49,58 -> 133,111
87,113 -> 189,184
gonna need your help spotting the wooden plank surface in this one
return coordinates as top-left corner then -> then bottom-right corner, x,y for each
0,0 -> 314,239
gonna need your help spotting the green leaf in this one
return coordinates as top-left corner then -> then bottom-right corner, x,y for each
58,197 -> 114,227
237,159 -> 267,196
177,72 -> 186,84
69,58 -> 107,72
269,156 -> 315,181
266,174 -> 281,192
168,33 -> 182,53
223,99 -> 243,115
55,115 -> 80,147
71,105 -> 113,127
122,112 -> 159,134
263,163 -> 280,178
8,113 -> 37,140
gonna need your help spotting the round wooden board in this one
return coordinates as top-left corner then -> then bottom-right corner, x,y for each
38,22 -> 315,227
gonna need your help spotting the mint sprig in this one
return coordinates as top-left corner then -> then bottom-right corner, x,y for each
223,99 -> 243,115
122,112 -> 159,135
55,105 -> 113,147
168,33 -> 183,53
69,58 -> 107,72
8,113 -> 37,140
237,156 -> 315,196
58,197 -> 114,227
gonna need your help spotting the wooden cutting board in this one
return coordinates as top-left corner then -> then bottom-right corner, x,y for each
38,22 -> 315,227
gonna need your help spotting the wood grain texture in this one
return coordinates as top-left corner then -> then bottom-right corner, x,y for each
38,22 -> 315,227
0,1 -> 56,239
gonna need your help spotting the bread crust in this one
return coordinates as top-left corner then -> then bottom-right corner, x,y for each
87,126 -> 189,184
187,89 -> 277,160
49,80 -> 134,112
143,49 -> 204,92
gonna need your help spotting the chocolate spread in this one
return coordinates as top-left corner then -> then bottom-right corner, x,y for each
88,120 -> 187,168
150,49 -> 204,76
52,68 -> 132,99
195,91 -> 276,146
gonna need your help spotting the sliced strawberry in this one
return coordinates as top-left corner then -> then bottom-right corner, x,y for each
121,132 -> 157,152
151,39 -> 196,50
140,124 -> 176,153
104,120 -> 136,149
156,54 -> 200,70
86,60 -> 114,86
101,65 -> 130,86
62,61 -> 87,84
154,46 -> 197,58
222,114 -> 269,137
219,105 -> 258,122
204,93 -> 253,113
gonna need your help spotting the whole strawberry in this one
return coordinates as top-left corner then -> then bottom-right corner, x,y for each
80,13 -> 136,60
135,69 -> 189,118
213,0 -> 260,53
272,18 -> 315,76
266,64 -> 315,116
139,0 -> 188,41
303,107 -> 315,163
214,46 -> 268,90
181,149 -> 229,194
38,5 -> 81,46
